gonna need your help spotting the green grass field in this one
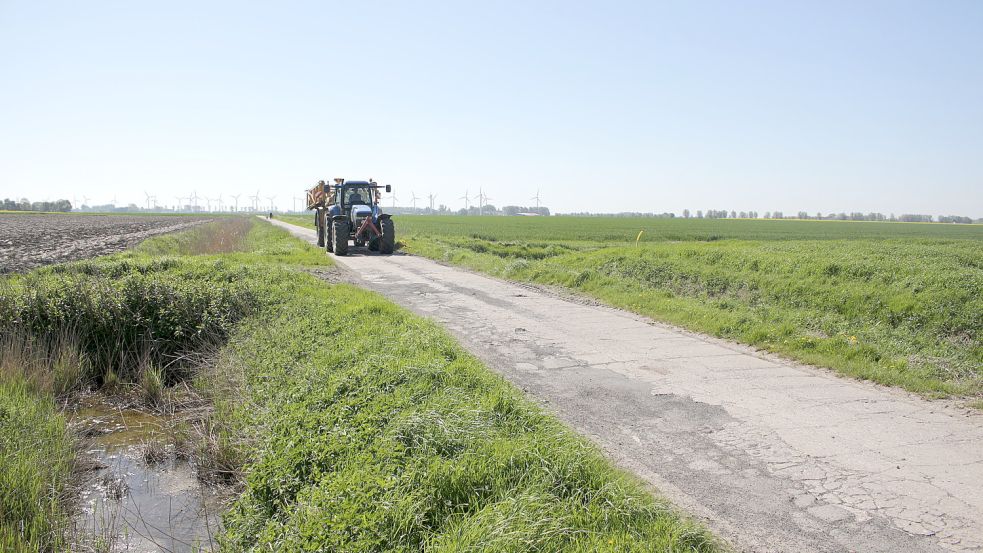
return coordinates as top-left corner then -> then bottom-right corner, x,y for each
0,218 -> 718,551
280,214 -> 982,402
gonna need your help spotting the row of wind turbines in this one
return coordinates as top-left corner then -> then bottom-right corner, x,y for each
135,190 -> 282,212
78,188 -> 543,214
396,188 -> 543,214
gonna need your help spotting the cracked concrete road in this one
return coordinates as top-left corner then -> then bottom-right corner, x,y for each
271,219 -> 983,553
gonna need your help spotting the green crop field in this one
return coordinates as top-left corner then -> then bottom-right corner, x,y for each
396,215 -> 983,243
0,218 -> 718,552
280,214 -> 983,403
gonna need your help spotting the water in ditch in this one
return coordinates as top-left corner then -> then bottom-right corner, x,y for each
69,395 -> 229,552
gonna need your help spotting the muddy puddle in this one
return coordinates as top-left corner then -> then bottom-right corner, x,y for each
69,396 -> 229,552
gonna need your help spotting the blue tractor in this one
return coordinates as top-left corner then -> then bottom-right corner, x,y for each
307,178 -> 395,256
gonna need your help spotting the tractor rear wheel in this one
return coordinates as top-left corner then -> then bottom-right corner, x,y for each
316,212 -> 325,247
332,220 -> 349,256
380,218 -> 395,254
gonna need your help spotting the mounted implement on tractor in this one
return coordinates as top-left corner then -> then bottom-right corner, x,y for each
306,178 -> 395,256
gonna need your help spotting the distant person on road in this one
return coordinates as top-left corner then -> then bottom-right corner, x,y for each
268,212 -> 272,219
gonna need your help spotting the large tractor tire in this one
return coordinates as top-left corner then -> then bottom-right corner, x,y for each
325,219 -> 334,252
316,213 -> 325,248
368,238 -> 379,252
332,220 -> 349,256
379,218 -> 395,254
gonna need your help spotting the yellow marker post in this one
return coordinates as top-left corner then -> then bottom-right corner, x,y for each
635,230 -> 644,246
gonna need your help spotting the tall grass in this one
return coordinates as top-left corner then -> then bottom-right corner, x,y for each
0,377 -> 75,551
0,219 -> 307,550
0,258 -> 258,387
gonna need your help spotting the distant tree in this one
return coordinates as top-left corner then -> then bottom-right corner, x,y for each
937,215 -> 972,224
797,211 -> 809,219
899,214 -> 933,223
696,210 -> 703,218
3,197 -> 72,212
682,209 -> 690,218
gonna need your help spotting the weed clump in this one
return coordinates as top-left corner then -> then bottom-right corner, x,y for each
0,258 -> 258,391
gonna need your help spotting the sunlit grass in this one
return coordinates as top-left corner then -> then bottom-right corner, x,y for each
1,218 -> 720,551
290,214 -> 982,401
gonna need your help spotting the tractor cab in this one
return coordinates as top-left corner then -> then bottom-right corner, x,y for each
339,182 -> 377,219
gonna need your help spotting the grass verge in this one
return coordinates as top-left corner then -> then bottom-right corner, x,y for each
1,217 -> 720,552
277,214 -> 982,401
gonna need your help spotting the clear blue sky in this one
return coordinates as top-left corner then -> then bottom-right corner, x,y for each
1,1 -> 981,215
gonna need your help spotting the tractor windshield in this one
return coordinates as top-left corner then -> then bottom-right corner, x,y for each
343,187 -> 372,207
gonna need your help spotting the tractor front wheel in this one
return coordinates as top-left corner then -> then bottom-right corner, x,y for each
380,218 -> 395,254
332,220 -> 349,256
325,218 -> 334,252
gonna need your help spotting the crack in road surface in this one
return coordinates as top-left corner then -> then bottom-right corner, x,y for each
271,219 -> 983,553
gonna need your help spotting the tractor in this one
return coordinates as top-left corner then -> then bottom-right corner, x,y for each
307,178 -> 395,256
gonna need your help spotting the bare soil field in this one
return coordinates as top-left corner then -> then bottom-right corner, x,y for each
0,214 -> 211,273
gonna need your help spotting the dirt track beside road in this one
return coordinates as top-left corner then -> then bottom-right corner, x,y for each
270,217 -> 983,553
0,214 -> 210,273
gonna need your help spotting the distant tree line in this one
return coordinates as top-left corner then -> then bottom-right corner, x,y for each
664,209 -> 978,224
2,197 -> 73,212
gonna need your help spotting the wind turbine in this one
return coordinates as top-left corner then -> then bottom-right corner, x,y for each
230,194 -> 241,213
190,191 -> 200,211
252,190 -> 261,211
390,193 -> 398,208
428,193 -> 437,211
215,194 -> 224,212
410,192 -> 419,210
144,191 -> 153,210
530,189 -> 542,209
459,189 -> 472,211
479,189 -> 493,215
292,196 -> 302,212
204,196 -> 212,212
82,195 -> 90,208
173,196 -> 183,211
266,195 -> 276,212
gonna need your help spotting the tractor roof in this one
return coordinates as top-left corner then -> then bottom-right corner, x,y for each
343,180 -> 371,186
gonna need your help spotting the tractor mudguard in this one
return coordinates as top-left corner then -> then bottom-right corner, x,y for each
331,214 -> 348,222
377,213 -> 392,220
